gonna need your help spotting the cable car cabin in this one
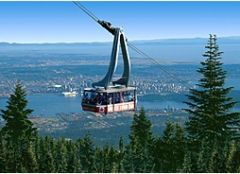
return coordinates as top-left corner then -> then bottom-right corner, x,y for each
82,86 -> 137,114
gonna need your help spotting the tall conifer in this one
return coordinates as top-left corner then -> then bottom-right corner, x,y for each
0,82 -> 37,172
185,34 -> 240,143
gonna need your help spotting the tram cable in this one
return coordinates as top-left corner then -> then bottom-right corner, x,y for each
127,43 -> 192,89
72,1 -> 193,90
72,1 -> 99,22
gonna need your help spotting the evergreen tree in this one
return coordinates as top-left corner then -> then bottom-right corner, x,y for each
196,138 -> 212,172
0,82 -> 37,172
157,122 -> 175,172
237,165 -> 240,173
152,137 -> 163,172
124,107 -> 154,172
37,137 -> 47,172
181,151 -> 193,172
153,122 -> 185,172
21,142 -> 38,172
103,146 -> 116,172
54,138 -> 68,172
0,132 -> 5,172
174,123 -> 186,171
184,34 -> 240,143
3,139 -> 14,172
33,136 -> 40,170
1,83 -> 36,141
45,151 -> 55,173
77,134 -> 96,172
226,141 -> 240,172
122,144 -> 134,172
94,147 -> 104,172
66,140 -> 81,172
208,140 -> 228,173
36,137 -> 55,173
95,145 -> 117,172
116,136 -> 125,172
47,136 -> 56,173
129,108 -> 153,148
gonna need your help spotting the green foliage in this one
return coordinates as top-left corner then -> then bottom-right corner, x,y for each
181,151 -> 193,172
225,141 -> 240,172
36,136 -> 55,172
129,107 -> 153,147
0,82 -> 37,172
208,140 -> 228,173
123,107 -> 154,172
184,34 -> 240,143
1,106 -> 240,173
116,136 -> 125,172
0,132 -> 5,172
66,140 -> 81,172
196,138 -> 213,172
77,134 -> 96,172
54,138 -> 68,172
1,83 -> 36,141
95,145 -> 117,172
21,142 -> 38,172
153,122 -> 186,172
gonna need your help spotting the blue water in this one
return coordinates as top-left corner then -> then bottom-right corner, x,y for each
0,93 -> 82,117
0,93 -> 185,117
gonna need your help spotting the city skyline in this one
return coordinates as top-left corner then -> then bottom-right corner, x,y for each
1,1 -> 240,43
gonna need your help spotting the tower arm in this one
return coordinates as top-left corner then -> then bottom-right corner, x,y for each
92,28 -> 131,89
97,20 -> 116,35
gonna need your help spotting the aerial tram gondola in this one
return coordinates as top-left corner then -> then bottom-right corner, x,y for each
81,20 -> 137,114
73,2 -> 191,114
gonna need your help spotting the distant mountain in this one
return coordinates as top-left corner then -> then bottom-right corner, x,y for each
1,36 -> 240,64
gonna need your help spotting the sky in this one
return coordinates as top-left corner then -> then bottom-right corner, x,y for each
1,1 -> 240,43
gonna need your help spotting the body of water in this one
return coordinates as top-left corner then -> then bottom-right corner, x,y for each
0,93 -> 186,117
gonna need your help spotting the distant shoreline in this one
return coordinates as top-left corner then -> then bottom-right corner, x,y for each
1,35 -> 240,45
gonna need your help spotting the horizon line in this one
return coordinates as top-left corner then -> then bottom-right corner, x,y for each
1,35 -> 240,45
